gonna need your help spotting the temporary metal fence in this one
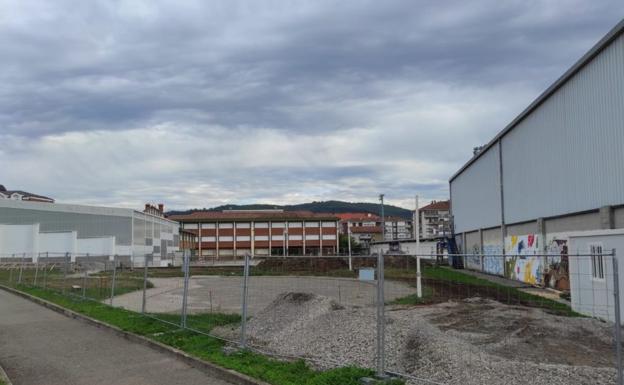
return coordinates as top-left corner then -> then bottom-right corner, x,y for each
0,251 -> 622,385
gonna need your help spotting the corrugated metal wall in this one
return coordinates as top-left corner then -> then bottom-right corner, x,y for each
502,33 -> 624,223
450,141 -> 502,233
0,206 -> 133,245
452,30 -> 624,234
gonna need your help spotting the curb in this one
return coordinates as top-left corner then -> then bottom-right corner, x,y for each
0,364 -> 12,385
0,285 -> 270,385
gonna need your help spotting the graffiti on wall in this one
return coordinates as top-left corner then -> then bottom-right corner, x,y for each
505,234 -> 543,285
465,244 -> 482,271
483,244 -> 504,276
544,238 -> 569,290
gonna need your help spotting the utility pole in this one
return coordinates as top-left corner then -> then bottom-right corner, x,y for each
415,195 -> 422,298
379,194 -> 385,242
347,221 -> 352,270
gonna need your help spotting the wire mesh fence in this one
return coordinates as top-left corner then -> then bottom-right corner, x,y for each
0,250 -> 623,385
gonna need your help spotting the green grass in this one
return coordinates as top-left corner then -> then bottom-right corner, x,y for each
386,266 -> 583,317
6,284 -> 401,385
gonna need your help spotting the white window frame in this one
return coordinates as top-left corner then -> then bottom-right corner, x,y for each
305,234 -> 319,240
236,222 -> 250,229
183,223 -> 198,230
218,236 -> 233,242
201,236 -> 216,242
201,223 -> 216,229
236,235 -> 251,241
590,243 -> 605,281
322,234 -> 336,240
321,221 -> 336,228
271,222 -> 285,228
254,222 -> 269,228
218,223 -> 233,229
305,221 -> 319,228
288,222 -> 302,228
289,235 -> 303,241
271,235 -> 284,241
254,235 -> 269,241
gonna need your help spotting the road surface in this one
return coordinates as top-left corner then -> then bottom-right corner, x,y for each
0,289 -> 232,385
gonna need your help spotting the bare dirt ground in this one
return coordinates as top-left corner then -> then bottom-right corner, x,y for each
110,275 -> 416,315
214,294 -> 617,385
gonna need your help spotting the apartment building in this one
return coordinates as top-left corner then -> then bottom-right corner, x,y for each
0,185 -> 54,203
336,213 -> 383,247
168,210 -> 340,259
418,200 -> 451,240
383,216 -> 413,241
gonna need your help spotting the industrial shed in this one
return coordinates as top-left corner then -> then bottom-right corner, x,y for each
449,19 -> 624,289
0,199 -> 179,267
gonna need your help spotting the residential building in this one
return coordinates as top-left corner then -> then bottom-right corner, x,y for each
418,200 -> 451,240
168,210 -> 339,259
383,216 -> 413,241
0,199 -> 179,266
0,185 -> 54,203
449,20 -> 624,290
336,213 -> 383,248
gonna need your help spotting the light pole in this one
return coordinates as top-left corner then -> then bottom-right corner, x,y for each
379,194 -> 385,242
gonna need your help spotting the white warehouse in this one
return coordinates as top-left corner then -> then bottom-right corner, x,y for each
449,19 -> 624,291
0,199 -> 180,267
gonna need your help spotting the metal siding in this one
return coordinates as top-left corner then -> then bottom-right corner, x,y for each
502,33 -> 624,223
0,207 -> 132,245
450,142 -> 502,233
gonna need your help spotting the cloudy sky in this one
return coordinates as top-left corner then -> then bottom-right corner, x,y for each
1,1 -> 623,210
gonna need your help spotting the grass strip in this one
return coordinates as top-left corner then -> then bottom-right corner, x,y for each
8,284 -> 400,385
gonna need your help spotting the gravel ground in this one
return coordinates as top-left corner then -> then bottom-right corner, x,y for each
214,293 -> 617,385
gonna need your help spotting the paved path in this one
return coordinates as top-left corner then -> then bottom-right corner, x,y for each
0,290 -> 232,385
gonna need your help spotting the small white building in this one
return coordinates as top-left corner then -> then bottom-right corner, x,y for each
0,199 -> 179,267
568,229 -> 623,322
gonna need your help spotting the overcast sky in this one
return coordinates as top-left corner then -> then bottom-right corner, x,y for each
1,1 -> 623,210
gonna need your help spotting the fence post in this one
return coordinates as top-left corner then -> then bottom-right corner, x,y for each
110,255 -> 117,306
34,253 -> 40,287
240,253 -> 250,349
416,254 -> 422,298
18,252 -> 25,284
82,265 -> 88,299
43,252 -> 48,290
181,250 -> 190,328
141,254 -> 149,314
613,250 -> 623,385
62,252 -> 70,295
376,252 -> 386,378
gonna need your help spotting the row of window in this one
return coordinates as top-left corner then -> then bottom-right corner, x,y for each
200,234 -> 336,242
183,221 -> 337,230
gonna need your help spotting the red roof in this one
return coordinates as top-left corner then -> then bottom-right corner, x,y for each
168,210 -> 338,222
350,226 -> 382,233
335,212 -> 380,221
419,200 -> 450,211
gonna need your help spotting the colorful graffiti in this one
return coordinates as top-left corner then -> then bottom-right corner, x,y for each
505,235 -> 543,285
545,238 -> 569,290
483,244 -> 504,276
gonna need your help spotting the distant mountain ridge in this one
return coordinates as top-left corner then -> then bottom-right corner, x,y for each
166,200 -> 414,219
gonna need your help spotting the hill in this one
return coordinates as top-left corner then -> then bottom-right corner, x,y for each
166,200 -> 413,219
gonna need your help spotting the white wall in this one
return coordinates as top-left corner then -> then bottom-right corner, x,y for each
39,231 -> 77,255
0,224 -> 39,257
569,229 -> 624,323
77,237 -> 116,257
370,240 -> 440,257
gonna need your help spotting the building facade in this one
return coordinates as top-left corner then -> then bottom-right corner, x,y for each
336,213 -> 382,247
449,20 -> 624,289
168,210 -> 339,258
419,200 -> 451,240
383,216 -> 413,241
0,199 -> 179,266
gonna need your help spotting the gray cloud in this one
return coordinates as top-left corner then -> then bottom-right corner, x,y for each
0,1 -> 622,209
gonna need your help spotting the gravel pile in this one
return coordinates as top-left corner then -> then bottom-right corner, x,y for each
214,292 -> 617,385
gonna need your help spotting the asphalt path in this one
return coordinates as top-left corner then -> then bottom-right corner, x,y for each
0,289 -> 232,385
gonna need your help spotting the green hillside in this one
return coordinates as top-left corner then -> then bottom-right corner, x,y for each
167,200 -> 413,219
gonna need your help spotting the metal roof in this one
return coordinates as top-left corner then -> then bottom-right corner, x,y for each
449,18 -> 624,183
